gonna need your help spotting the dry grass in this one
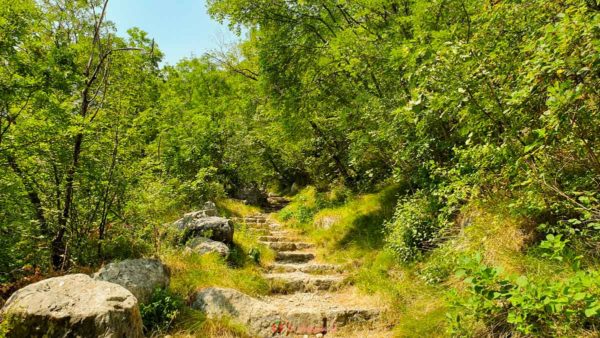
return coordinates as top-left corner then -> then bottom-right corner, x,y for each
452,204 -> 534,274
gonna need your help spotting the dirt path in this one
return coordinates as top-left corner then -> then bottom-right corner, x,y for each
231,197 -> 390,337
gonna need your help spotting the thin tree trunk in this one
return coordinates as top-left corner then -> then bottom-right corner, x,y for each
6,154 -> 48,236
308,120 -> 354,186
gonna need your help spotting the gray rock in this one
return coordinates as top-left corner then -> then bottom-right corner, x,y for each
173,214 -> 234,244
192,288 -> 379,336
93,258 -> 170,304
203,201 -> 218,217
0,274 -> 142,338
185,237 -> 230,258
275,251 -> 315,263
191,287 -> 281,336
266,272 -> 345,293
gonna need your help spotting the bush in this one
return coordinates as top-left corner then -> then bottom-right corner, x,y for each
385,192 -> 448,263
450,254 -> 600,336
140,288 -> 183,334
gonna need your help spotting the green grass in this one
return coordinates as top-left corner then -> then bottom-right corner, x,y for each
169,308 -> 252,338
156,203 -> 275,337
162,228 -> 273,300
353,249 -> 450,337
273,186 -> 593,337
216,198 -> 261,218
274,186 -> 453,335
161,189 -> 598,337
275,185 -> 399,263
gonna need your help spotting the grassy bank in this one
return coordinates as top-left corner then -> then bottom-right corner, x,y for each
274,187 -> 600,337
151,198 -> 273,337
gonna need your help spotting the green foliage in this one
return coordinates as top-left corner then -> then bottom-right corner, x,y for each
247,247 -> 261,264
140,288 -> 183,334
539,234 -> 570,263
385,192 -> 450,263
2,0 -> 600,336
451,255 -> 600,336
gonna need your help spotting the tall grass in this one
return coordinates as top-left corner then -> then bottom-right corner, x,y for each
152,198 -> 273,337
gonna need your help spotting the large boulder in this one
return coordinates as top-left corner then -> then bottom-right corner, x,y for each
93,258 -> 170,304
173,214 -> 234,244
185,237 -> 230,258
191,287 -> 281,336
0,274 -> 142,337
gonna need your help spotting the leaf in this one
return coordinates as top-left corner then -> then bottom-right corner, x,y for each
585,308 -> 598,318
516,276 -> 528,287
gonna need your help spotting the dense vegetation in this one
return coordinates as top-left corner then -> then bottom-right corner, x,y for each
1,0 -> 599,336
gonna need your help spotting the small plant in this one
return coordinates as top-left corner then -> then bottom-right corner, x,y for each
539,233 -> 568,262
140,288 -> 183,334
248,247 -> 261,264
278,208 -> 294,221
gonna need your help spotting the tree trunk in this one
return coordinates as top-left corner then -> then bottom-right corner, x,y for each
6,154 -> 48,236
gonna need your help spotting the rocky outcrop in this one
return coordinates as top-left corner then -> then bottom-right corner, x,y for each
191,287 -> 281,336
185,237 -> 230,258
0,274 -> 142,337
173,214 -> 234,244
93,258 -> 170,304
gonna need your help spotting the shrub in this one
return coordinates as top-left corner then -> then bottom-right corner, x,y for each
140,288 -> 183,334
450,254 -> 600,336
385,191 -> 448,262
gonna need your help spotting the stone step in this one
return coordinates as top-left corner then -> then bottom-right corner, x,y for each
247,228 -> 270,235
266,272 -> 345,293
276,251 -> 315,263
261,241 -> 314,251
267,263 -> 343,274
270,230 -> 294,237
258,235 -> 299,242
243,222 -> 272,230
263,292 -> 380,335
193,287 -> 381,338
244,217 -> 267,223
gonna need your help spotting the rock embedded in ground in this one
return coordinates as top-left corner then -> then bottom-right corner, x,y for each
268,263 -> 342,274
276,251 -> 316,263
191,287 -> 281,336
259,235 -> 300,242
314,215 -> 340,229
1,274 -> 142,338
185,237 -> 230,258
264,241 -> 314,251
173,214 -> 234,244
266,272 -> 345,293
93,258 -> 170,304
264,292 -> 380,334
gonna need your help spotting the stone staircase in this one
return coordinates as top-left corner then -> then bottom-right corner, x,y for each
234,200 -> 382,337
